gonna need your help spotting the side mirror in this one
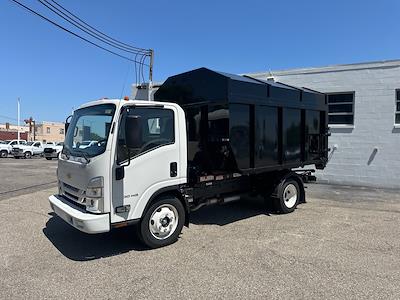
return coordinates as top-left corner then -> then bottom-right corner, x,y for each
125,115 -> 143,148
65,115 -> 72,134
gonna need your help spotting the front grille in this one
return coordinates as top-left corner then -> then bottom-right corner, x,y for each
44,148 -> 55,153
62,194 -> 86,210
12,148 -> 22,153
64,191 -> 79,201
63,182 -> 80,193
61,181 -> 86,208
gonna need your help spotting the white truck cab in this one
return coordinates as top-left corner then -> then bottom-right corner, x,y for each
12,141 -> 44,159
49,99 -> 187,248
0,140 -> 27,158
44,142 -> 64,160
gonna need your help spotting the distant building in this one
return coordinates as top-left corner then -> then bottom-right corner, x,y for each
35,121 -> 65,143
132,60 -> 400,189
0,123 -> 30,141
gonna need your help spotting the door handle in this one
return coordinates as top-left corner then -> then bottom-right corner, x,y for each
170,162 -> 177,177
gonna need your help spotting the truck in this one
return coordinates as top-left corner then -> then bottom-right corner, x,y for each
0,139 -> 27,158
12,141 -> 44,159
43,142 -> 64,160
49,68 -> 329,248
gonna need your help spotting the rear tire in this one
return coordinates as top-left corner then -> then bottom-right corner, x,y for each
0,150 -> 7,158
139,196 -> 185,249
273,179 -> 301,214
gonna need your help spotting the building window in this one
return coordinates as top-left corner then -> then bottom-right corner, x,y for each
396,90 -> 400,125
59,128 -> 64,135
327,92 -> 354,125
46,127 -> 50,134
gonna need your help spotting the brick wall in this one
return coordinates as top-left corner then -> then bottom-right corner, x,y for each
0,131 -> 28,141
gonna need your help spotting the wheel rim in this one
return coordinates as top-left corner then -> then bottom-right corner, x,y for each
25,153 -> 31,158
283,183 -> 298,208
149,204 -> 179,240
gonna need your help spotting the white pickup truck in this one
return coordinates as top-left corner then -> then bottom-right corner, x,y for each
12,141 -> 44,159
43,142 -> 64,160
0,140 -> 27,158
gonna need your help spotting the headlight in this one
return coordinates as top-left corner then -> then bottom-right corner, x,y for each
86,187 -> 102,198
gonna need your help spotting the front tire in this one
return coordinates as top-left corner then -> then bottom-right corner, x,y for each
0,151 -> 7,158
46,157 -> 52,160
24,152 -> 32,159
139,196 -> 185,249
274,179 -> 301,214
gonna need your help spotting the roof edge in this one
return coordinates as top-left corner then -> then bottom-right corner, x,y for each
246,59 -> 400,77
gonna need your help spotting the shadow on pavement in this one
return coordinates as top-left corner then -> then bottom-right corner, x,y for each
43,197 -> 274,261
43,213 -> 147,262
190,196 -> 272,226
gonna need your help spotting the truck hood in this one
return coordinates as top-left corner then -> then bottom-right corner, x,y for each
57,151 -> 110,191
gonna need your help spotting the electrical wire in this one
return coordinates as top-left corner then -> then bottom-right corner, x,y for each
0,114 -> 18,122
37,0 -> 149,55
9,0 -> 149,65
48,0 -> 148,53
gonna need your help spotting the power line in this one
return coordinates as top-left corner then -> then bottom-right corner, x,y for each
37,0 -> 149,55
47,0 -> 149,53
9,0 -> 149,65
0,114 -> 18,122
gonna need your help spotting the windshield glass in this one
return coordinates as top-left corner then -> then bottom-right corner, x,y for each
64,104 -> 115,158
27,142 -> 34,146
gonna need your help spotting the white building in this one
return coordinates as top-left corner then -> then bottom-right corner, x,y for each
133,60 -> 400,189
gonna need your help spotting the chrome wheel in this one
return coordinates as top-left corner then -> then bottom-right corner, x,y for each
149,204 -> 179,240
283,183 -> 298,209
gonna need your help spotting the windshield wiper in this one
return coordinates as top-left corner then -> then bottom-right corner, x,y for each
73,150 -> 91,163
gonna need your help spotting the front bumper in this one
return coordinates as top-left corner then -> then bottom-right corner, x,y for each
44,152 -> 59,158
49,194 -> 110,234
12,151 -> 24,157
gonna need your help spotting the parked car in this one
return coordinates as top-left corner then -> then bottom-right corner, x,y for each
12,141 -> 44,159
43,142 -> 64,160
0,139 -> 27,158
78,140 -> 97,149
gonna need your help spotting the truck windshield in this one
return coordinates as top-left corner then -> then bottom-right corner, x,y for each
63,104 -> 116,158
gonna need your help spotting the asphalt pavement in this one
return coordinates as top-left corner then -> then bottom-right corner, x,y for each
0,158 -> 399,299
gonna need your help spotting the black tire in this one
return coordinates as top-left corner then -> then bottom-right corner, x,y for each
0,150 -> 7,158
139,196 -> 185,249
46,157 -> 52,160
24,152 -> 32,159
273,179 -> 301,214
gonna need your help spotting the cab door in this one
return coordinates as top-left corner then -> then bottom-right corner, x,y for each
32,142 -> 42,155
111,105 -> 183,223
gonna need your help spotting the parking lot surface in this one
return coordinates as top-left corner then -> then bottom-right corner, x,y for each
0,158 -> 399,299
0,157 -> 57,200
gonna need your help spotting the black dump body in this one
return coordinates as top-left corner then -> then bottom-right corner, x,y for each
154,68 -> 328,185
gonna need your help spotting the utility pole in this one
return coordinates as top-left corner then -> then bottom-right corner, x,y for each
148,49 -> 154,101
24,117 -> 36,141
17,97 -> 20,142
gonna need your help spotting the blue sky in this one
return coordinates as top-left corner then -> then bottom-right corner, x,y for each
1,0 -> 399,123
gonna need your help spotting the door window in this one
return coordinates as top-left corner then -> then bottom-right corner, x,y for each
117,107 -> 175,163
